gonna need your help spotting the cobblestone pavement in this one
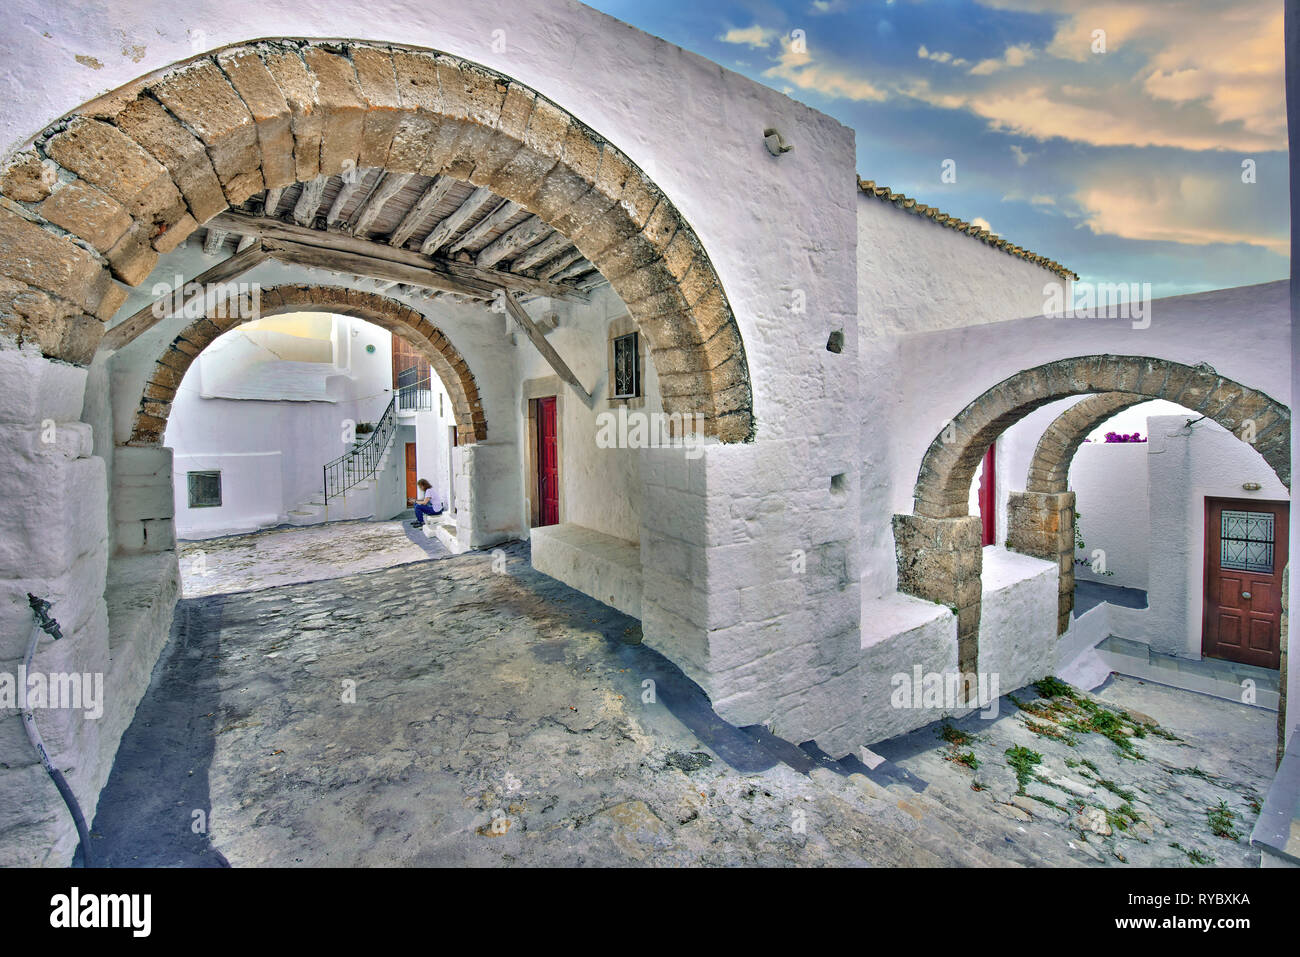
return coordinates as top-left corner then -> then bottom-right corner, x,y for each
873,674 -> 1273,867
178,516 -> 447,598
92,542 -> 1272,867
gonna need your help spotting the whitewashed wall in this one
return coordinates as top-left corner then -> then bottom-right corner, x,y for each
1069,442 -> 1151,591
857,196 -> 1053,340
857,194 -> 1068,598
410,405 -> 450,514
165,314 -> 396,538
514,285 -> 661,545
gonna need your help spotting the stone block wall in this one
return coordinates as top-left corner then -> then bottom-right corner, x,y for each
112,446 -> 175,554
892,513 -> 983,673
1006,490 -> 1076,634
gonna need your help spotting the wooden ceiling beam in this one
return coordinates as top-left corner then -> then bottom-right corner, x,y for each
262,187 -> 284,217
503,292 -> 592,405
99,241 -> 269,353
262,237 -> 498,299
554,258 -> 596,282
202,227 -> 228,256
450,199 -> 519,254
292,175 -> 329,227
211,209 -> 588,302
537,247 -> 585,281
476,214 -> 549,269
510,229 -> 574,274
325,173 -> 365,227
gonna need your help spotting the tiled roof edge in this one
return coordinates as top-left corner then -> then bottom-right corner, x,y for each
857,176 -> 1079,282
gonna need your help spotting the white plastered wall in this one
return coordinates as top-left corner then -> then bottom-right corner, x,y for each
513,284 -> 660,544
165,313 -> 398,538
856,194 -> 1061,600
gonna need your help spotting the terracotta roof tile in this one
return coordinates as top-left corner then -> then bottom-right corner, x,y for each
857,176 -> 1078,281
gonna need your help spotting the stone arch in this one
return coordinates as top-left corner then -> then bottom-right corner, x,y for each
914,356 -> 1290,518
1026,392 -> 1147,494
896,355 -> 1291,671
0,38 -> 753,440
127,283 -> 485,446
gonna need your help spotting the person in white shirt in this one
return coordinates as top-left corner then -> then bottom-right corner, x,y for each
410,479 -> 442,527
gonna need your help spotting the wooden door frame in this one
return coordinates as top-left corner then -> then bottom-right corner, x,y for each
978,441 -> 996,547
404,441 -> 418,506
1201,495 -> 1288,668
521,376 -> 564,529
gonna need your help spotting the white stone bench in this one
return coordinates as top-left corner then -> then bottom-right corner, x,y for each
530,524 -> 641,619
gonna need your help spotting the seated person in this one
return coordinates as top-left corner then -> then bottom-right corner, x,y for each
410,479 -> 443,527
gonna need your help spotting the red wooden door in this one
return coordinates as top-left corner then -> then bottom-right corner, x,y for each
404,442 -> 417,505
978,442 -> 996,546
537,397 -> 558,526
1203,498 -> 1287,669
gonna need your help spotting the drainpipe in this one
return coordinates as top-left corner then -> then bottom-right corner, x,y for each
23,594 -> 94,867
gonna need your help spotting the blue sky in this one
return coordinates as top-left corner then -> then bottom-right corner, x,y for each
584,0 -> 1289,297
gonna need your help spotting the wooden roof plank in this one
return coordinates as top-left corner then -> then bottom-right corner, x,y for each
389,175 -> 457,248
420,186 -> 498,255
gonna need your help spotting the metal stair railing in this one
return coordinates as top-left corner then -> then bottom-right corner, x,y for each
323,396 -> 397,502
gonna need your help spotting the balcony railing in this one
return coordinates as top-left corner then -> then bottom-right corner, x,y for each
323,397 -> 397,502
396,367 -> 434,411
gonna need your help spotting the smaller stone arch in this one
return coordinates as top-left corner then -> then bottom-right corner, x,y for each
1026,392 -> 1147,494
127,284 -> 485,446
1011,391 -> 1147,635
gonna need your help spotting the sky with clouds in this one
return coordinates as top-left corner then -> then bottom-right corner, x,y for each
584,0 -> 1289,298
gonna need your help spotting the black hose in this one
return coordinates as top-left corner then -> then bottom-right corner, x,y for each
24,594 -> 94,867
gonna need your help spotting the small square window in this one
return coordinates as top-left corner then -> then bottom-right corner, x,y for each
187,470 -> 222,508
612,331 -> 640,400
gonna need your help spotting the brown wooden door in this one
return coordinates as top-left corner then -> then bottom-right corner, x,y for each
404,442 -> 417,505
1203,497 -> 1287,669
537,397 -> 558,526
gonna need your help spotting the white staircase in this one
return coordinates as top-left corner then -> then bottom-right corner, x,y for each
287,398 -> 402,526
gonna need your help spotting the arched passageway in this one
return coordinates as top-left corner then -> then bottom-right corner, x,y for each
127,284 -> 485,446
896,355 -> 1291,672
1025,392 -> 1149,495
1,38 -> 753,441
0,34 -> 770,866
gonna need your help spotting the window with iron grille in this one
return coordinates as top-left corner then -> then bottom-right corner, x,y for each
187,470 -> 222,508
612,332 -> 640,399
1221,509 -> 1274,573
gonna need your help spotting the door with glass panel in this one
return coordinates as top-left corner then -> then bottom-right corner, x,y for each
1202,498 -> 1288,669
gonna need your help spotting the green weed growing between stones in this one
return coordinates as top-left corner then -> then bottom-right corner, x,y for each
1006,745 -> 1043,794
1207,800 -> 1241,841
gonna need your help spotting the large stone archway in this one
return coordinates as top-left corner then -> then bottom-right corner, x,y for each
0,38 -> 753,441
896,355 -> 1292,671
127,283 -> 485,446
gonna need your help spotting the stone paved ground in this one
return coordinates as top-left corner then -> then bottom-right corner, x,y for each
92,540 -> 1273,867
178,516 -> 447,598
873,674 -> 1272,867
